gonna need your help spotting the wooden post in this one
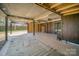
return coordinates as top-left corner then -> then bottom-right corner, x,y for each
10,21 -> 12,34
5,16 -> 8,41
27,23 -> 29,33
38,23 -> 39,32
33,20 -> 35,35
47,23 -> 48,33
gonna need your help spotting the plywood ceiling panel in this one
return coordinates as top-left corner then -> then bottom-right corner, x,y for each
4,3 -> 52,18
3,3 -> 60,22
0,10 -> 6,17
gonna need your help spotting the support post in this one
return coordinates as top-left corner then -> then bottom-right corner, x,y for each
5,16 -> 8,41
27,23 -> 29,33
47,23 -> 48,33
10,21 -> 12,34
33,20 -> 35,35
38,23 -> 39,32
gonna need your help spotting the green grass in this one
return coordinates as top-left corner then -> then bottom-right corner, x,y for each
0,26 -> 27,32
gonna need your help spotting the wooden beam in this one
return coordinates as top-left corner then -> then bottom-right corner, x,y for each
35,11 -> 52,20
61,7 -> 79,14
56,4 -> 79,12
64,10 -> 79,16
50,3 -> 61,9
35,3 -> 61,15
8,15 -> 33,20
0,4 -> 9,16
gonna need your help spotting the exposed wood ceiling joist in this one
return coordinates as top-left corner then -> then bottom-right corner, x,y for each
1,3 -> 79,23
37,3 -> 79,16
50,3 -> 61,9
61,7 -> 79,14
64,10 -> 79,16
35,3 -> 61,15
56,4 -> 78,12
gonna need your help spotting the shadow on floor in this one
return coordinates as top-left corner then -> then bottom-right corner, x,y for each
0,40 -> 6,50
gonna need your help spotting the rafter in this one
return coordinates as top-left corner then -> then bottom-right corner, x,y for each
63,10 -> 79,16
35,3 -> 61,15
56,4 -> 79,12
61,7 -> 79,14
50,3 -> 61,9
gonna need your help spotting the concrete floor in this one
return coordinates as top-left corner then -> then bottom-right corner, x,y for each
0,31 -> 79,56
0,32 -> 6,50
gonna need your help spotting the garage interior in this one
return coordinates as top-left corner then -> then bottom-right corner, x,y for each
0,3 -> 79,56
